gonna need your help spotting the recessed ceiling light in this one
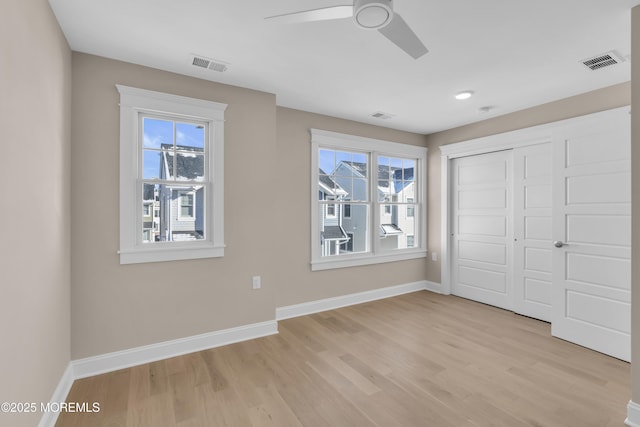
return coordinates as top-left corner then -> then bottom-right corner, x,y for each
455,91 -> 474,100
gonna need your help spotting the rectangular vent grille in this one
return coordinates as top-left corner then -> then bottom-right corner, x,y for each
370,111 -> 395,120
581,51 -> 624,71
192,56 -> 228,72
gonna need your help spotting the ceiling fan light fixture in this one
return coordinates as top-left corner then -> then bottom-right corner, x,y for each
354,0 -> 393,30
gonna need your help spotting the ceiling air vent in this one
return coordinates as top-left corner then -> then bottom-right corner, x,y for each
581,51 -> 624,71
370,111 -> 395,120
191,55 -> 228,72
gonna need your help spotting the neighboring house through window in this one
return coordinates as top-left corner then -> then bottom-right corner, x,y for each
117,85 -> 226,264
311,129 -> 427,270
178,191 -> 195,220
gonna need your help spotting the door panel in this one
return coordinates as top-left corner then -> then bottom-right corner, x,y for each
458,266 -> 507,293
458,215 -> 505,236
567,215 -> 631,246
524,279 -> 552,305
514,143 -> 552,321
451,150 -> 513,310
566,172 -> 631,204
525,217 -> 551,240
458,241 -> 506,264
458,188 -> 507,209
552,107 -> 631,361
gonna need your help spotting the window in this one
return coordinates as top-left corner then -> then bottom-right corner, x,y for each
311,129 -> 427,270
178,191 -> 195,219
117,85 -> 226,264
325,196 -> 336,218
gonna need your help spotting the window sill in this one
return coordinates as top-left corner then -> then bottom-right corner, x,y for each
119,243 -> 225,264
311,250 -> 427,271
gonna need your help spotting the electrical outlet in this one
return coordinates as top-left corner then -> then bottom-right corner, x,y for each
431,251 -> 438,261
252,276 -> 261,290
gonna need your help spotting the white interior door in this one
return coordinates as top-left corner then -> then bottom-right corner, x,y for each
513,143 -> 552,322
451,150 -> 513,311
551,107 -> 631,361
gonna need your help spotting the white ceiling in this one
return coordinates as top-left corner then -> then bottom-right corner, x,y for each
48,0 -> 638,134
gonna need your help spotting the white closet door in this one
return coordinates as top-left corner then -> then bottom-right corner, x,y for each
513,143 -> 552,322
551,107 -> 631,361
451,150 -> 513,311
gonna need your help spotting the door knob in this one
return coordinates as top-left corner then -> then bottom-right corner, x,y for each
553,240 -> 566,248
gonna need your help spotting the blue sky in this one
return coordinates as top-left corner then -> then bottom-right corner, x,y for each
142,117 -> 205,179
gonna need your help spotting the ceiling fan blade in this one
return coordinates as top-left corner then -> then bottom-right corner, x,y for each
378,13 -> 428,59
265,5 -> 353,24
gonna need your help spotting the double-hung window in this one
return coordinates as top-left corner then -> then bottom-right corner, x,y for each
117,85 -> 226,264
311,129 -> 427,270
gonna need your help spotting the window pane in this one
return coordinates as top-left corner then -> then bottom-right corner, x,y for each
334,151 -> 353,177
176,122 -> 205,149
318,149 -> 369,203
352,153 -> 367,174
171,187 -> 204,240
376,156 -> 418,203
175,152 -> 205,182
143,184 -> 205,243
143,117 -> 173,149
399,181 -> 416,203
350,178 -> 368,202
319,149 -> 335,175
379,206 -> 417,251
403,159 -> 415,180
320,204 -> 368,257
319,171 -> 337,200
142,150 -> 163,180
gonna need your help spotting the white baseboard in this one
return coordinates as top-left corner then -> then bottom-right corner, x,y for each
423,280 -> 443,294
626,400 -> 640,426
276,280 -> 440,320
72,320 -> 278,379
38,363 -> 74,427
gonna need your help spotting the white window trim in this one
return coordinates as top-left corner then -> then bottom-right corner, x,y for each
311,129 -> 427,271
117,85 -> 226,264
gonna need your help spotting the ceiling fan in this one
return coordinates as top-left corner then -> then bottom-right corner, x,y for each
265,0 -> 428,59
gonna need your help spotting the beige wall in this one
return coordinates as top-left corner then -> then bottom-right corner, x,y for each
424,82 -> 631,284
0,1 -> 71,426
275,107 -> 429,308
71,54 -> 279,358
70,54 -> 431,358
631,5 -> 640,405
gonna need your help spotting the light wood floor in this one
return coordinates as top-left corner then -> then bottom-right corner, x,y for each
56,292 -> 630,427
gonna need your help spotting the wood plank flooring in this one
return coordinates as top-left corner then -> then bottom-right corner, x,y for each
56,292 -> 631,426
